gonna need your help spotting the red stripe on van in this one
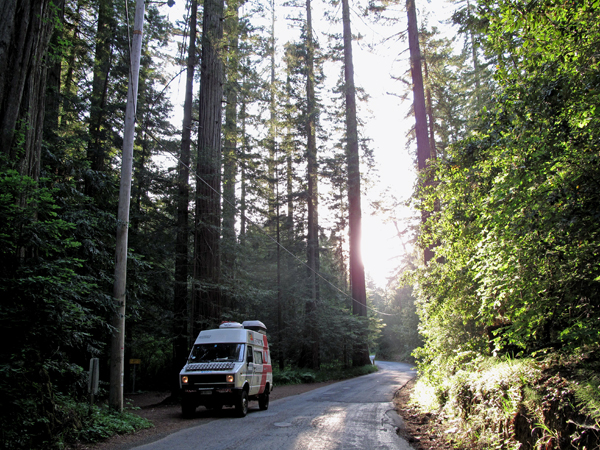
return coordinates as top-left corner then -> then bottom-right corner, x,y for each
259,364 -> 272,394
259,336 -> 271,394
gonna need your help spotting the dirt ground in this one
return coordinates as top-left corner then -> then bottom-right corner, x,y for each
394,378 -> 471,450
72,378 -> 457,450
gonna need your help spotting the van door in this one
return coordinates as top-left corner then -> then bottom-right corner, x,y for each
252,348 -> 264,395
245,345 -> 255,393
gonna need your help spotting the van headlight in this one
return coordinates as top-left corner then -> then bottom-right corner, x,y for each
182,376 -> 189,384
226,375 -> 234,383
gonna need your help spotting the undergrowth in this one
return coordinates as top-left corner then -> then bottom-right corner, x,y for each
62,402 -> 153,446
411,349 -> 600,449
273,362 -> 378,386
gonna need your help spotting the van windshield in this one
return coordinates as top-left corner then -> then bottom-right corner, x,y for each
188,343 -> 245,363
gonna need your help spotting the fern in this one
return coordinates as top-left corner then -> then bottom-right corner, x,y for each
574,374 -> 600,424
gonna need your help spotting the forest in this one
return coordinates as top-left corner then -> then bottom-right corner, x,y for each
0,0 -> 599,448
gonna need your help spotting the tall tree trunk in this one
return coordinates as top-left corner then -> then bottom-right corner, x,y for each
267,0 -> 277,234
222,0 -> 240,287
193,0 -> 225,330
239,84 -> 248,239
173,0 -> 197,398
406,0 -> 432,264
87,0 -> 114,194
423,58 -> 437,160
276,162 -> 285,371
342,0 -> 371,367
62,0 -> 83,129
301,0 -> 320,370
267,0 -> 285,372
44,0 -> 65,137
0,0 -> 56,180
466,0 -> 481,106
286,138 -> 294,245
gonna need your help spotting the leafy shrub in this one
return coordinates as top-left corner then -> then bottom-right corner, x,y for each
574,374 -> 600,425
62,402 -> 153,445
273,362 -> 378,386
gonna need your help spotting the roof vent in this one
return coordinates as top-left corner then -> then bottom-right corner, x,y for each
219,321 -> 243,329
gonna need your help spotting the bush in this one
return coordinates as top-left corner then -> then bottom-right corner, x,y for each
63,402 -> 153,445
273,362 -> 378,386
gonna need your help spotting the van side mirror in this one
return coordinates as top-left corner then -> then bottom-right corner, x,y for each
247,352 -> 253,363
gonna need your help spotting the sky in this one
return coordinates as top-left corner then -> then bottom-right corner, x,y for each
158,0 -> 457,288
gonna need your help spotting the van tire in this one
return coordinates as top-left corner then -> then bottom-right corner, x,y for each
236,390 -> 249,417
258,390 -> 269,410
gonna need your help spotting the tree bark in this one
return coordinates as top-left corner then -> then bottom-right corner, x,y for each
0,0 -> 56,180
87,0 -> 115,187
44,0 -> 65,137
267,0 -> 277,234
423,58 -> 437,160
342,0 -> 371,367
172,0 -> 197,398
222,0 -> 240,281
406,0 -> 433,264
239,85 -> 248,239
300,0 -> 320,371
193,0 -> 225,330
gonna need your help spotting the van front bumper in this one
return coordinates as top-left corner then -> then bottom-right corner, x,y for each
181,386 -> 240,405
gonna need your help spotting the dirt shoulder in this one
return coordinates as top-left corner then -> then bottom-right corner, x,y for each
393,378 -> 470,450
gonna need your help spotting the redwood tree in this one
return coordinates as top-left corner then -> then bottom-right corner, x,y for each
342,0 -> 371,367
301,0 -> 321,370
0,0 -> 56,179
193,0 -> 226,331
173,0 -> 197,397
406,0 -> 432,264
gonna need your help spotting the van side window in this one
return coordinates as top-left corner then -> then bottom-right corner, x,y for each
254,350 -> 263,364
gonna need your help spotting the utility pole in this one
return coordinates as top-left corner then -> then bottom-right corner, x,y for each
109,0 -> 145,412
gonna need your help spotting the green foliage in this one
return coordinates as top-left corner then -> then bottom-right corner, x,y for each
371,282 -> 422,363
62,402 -> 153,445
2,391 -> 153,448
0,158 -> 106,448
409,5 -> 600,446
273,362 -> 378,385
414,0 -> 600,379
574,374 -> 600,425
412,356 -> 541,448
411,352 -> 600,448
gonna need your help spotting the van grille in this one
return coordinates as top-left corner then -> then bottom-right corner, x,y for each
186,362 -> 235,371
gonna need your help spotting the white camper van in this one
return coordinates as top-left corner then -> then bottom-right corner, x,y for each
179,320 -> 273,417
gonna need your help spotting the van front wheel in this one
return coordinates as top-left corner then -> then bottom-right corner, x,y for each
258,390 -> 269,410
236,390 -> 249,417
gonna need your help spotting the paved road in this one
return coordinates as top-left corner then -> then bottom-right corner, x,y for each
134,361 -> 416,450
